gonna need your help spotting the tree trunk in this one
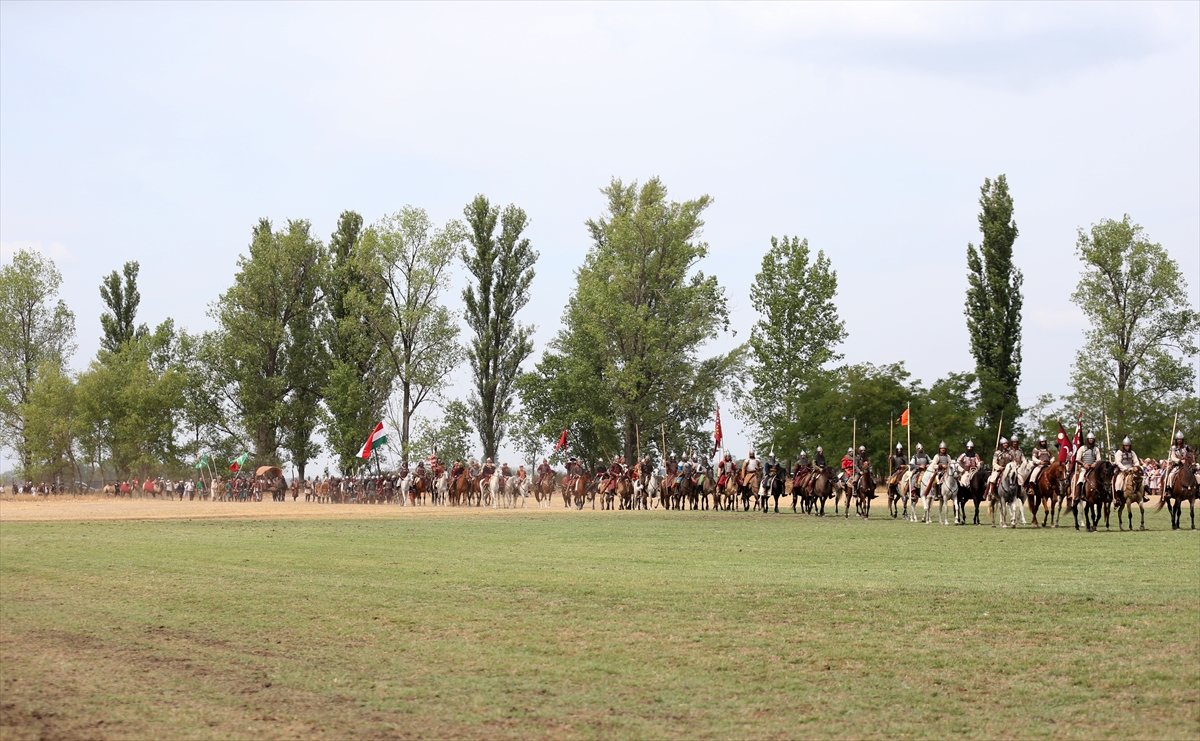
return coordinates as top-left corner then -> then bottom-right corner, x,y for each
401,380 -> 412,467
624,415 -> 637,463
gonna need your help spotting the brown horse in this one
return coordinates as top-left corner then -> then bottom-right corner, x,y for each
1113,465 -> 1146,531
1029,459 -> 1065,528
563,471 -> 589,510
1158,454 -> 1197,530
1072,461 -> 1113,531
853,462 -> 876,518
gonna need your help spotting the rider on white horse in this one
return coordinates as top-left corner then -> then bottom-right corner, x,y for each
957,441 -> 980,486
1112,437 -> 1141,500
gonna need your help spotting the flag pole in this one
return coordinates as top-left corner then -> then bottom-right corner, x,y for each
994,411 -> 1005,452
1103,411 -> 1112,454
636,424 -> 641,459
889,416 -> 894,478
1168,410 -> 1178,458
852,417 -> 857,461
906,402 -> 911,462
661,422 -> 667,462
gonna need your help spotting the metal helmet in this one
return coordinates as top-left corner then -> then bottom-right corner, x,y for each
847,447 -> 854,454
896,443 -> 904,450
800,450 -> 807,457
916,443 -> 924,450
857,445 -> 866,453
938,441 -> 947,450
1038,435 -> 1046,443
1176,431 -> 1185,441
999,437 -> 1008,445
1010,433 -> 1019,441
816,446 -> 823,453
1122,436 -> 1131,446
1086,432 -> 1096,441
748,450 -> 755,457
966,441 -> 974,448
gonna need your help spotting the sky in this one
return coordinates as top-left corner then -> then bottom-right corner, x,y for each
2,1 -> 1198,473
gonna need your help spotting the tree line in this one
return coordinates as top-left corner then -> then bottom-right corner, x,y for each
1,176 -> 1196,484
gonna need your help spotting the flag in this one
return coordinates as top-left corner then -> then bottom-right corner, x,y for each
357,421 -> 393,460
228,452 -> 249,472
554,428 -> 568,452
711,406 -> 723,456
1072,415 -> 1083,451
898,408 -> 910,427
194,454 -> 209,470
1056,422 -> 1071,463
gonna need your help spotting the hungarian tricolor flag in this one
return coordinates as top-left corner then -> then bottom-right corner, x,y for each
357,421 -> 393,460
711,406 -> 723,456
898,407 -> 910,427
228,452 -> 249,472
554,428 -> 568,452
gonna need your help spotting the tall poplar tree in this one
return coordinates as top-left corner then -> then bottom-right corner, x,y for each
964,174 -> 1023,435
461,195 -> 537,461
324,211 -> 395,472
99,260 -> 146,352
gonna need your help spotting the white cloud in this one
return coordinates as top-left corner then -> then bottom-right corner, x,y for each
0,240 -> 71,265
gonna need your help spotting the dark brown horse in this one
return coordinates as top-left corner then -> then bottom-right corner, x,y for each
956,465 -> 988,525
563,471 -> 590,510
1072,461 -> 1113,531
853,462 -> 876,518
1158,453 -> 1197,530
1029,459 -> 1065,528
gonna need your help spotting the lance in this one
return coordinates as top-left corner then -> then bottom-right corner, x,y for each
889,415 -> 894,478
906,402 -> 911,466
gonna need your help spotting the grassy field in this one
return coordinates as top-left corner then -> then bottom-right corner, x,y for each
2,507 -> 1198,740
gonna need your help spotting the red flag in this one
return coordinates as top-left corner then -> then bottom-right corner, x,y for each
711,406 -> 723,456
1056,422 -> 1070,463
554,429 -> 568,452
1072,415 -> 1083,451
898,408 -> 910,427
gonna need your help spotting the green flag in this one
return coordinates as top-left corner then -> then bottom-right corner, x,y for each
194,454 -> 209,470
229,452 -> 249,472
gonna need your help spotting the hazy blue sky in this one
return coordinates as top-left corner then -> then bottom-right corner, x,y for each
2,1 -> 1197,471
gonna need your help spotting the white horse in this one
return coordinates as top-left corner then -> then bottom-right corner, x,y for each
505,476 -> 529,508
483,474 -> 500,508
635,470 -> 660,510
918,463 -> 959,525
397,473 -> 412,506
900,469 -> 921,522
434,471 -> 449,506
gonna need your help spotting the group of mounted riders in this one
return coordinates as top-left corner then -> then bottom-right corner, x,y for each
880,429 -> 1197,530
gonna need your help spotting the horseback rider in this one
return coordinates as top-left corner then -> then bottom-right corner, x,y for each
480,457 -> 496,490
988,438 -> 1013,491
468,458 -> 480,479
664,453 -> 679,490
1165,431 -> 1193,491
536,458 -> 553,487
1024,436 -> 1053,491
909,443 -> 930,490
740,450 -> 760,487
925,442 -> 952,495
888,443 -> 907,487
1112,436 -> 1141,501
450,459 -> 465,487
565,456 -> 582,483
499,461 -> 512,492
840,448 -> 855,480
813,446 -> 826,469
430,453 -> 444,478
1008,434 -> 1026,481
603,455 -> 623,494
852,445 -> 869,488
639,453 -> 653,490
716,452 -> 734,489
1071,433 -> 1100,495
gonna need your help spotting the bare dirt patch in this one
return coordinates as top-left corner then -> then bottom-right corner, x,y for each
0,495 -> 566,522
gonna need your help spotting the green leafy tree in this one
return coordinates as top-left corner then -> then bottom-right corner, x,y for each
1067,216 -> 1200,447
324,211 -> 396,473
99,260 -> 146,352
0,249 -> 76,474
21,361 -> 80,485
357,207 -> 465,464
409,399 -> 475,467
912,372 -> 984,452
524,177 -> 735,464
742,235 -> 846,454
75,322 -> 187,477
211,219 -> 327,463
461,195 -> 538,462
965,174 -> 1024,434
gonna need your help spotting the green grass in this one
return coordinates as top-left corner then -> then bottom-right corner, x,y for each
2,509 -> 1198,740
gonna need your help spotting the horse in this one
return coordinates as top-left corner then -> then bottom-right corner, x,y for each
533,471 -> 556,509
853,463 -> 876,518
739,467 -> 761,512
956,465 -> 987,525
898,468 -> 922,522
1028,459 -> 1065,528
918,463 -> 959,525
760,468 -> 785,513
1072,461 -> 1113,532
450,471 -> 473,506
698,468 -> 716,511
808,466 -> 834,516
563,471 -> 589,510
1113,465 -> 1146,531
887,467 -> 908,519
633,469 -> 657,510
834,473 -> 851,516
1158,455 -> 1197,530
141,478 -> 161,498
994,466 -> 1026,528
